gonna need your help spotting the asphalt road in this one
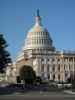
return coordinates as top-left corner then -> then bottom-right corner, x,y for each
0,92 -> 75,100
0,95 -> 75,100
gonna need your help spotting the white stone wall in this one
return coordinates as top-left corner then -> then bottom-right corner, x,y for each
32,54 -> 75,82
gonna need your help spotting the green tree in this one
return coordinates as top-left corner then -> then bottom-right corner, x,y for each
0,34 -> 12,73
19,65 -> 36,85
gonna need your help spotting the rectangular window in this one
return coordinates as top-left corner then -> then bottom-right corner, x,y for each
52,64 -> 55,71
47,64 -> 49,72
69,57 -> 73,62
64,65 -> 65,70
58,58 -> 60,62
53,74 -> 55,80
52,58 -> 55,62
41,58 -> 44,62
58,74 -> 60,81
41,64 -> 44,72
58,64 -> 60,71
65,73 -> 68,78
47,58 -> 49,62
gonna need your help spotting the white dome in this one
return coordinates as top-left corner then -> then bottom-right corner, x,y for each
23,10 -> 54,51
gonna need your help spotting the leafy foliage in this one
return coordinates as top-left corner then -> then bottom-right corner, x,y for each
19,65 -> 36,84
0,34 -> 12,73
16,76 -> 21,83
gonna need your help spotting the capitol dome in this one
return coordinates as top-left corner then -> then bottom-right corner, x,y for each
8,10 -> 75,84
23,10 -> 54,51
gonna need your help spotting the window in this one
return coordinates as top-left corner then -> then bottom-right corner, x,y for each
36,39 -> 38,44
47,64 -> 49,72
58,58 -> 60,62
43,39 -> 44,44
41,39 -> 42,44
47,58 -> 49,62
39,39 -> 41,44
69,57 -> 73,62
65,73 -> 68,77
52,58 -> 55,62
41,64 -> 44,72
69,64 -> 71,70
42,39 -> 43,44
52,64 -> 55,71
58,64 -> 60,71
47,73 -> 50,79
53,74 -> 55,80
64,65 -> 66,70
41,58 -> 44,62
58,75 -> 60,81
64,65 -> 67,71
40,32 -> 43,36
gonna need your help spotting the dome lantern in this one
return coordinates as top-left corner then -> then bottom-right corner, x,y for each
35,9 -> 42,26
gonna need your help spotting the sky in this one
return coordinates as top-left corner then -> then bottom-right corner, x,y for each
0,0 -> 75,61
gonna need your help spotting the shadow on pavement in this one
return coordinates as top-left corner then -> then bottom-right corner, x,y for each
0,84 -> 65,95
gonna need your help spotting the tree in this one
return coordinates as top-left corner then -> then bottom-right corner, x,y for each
19,65 -> 36,85
16,76 -> 21,83
0,34 -> 12,73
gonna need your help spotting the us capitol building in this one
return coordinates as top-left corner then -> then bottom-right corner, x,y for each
6,10 -> 75,83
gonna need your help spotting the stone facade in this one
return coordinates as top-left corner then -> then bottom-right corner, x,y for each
16,50 -> 75,82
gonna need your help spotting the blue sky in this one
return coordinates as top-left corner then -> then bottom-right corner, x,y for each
0,0 -> 75,61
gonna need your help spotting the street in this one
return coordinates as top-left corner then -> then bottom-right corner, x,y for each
0,91 -> 75,100
0,95 -> 75,100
